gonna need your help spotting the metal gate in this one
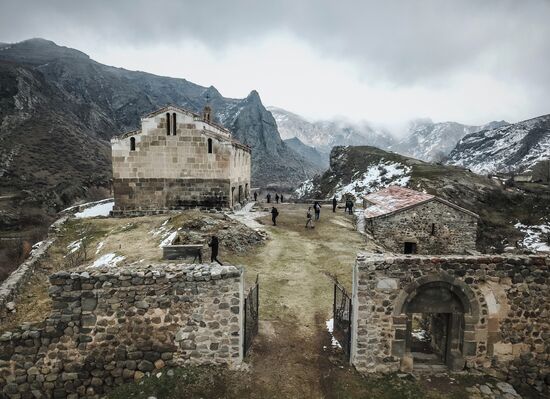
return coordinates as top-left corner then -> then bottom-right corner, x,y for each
243,275 -> 259,356
333,281 -> 352,360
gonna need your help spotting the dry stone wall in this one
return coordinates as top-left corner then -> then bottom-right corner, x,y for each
0,263 -> 243,398
365,200 -> 478,254
352,253 -> 550,395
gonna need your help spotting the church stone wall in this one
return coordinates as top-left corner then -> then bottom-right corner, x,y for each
352,253 -> 550,395
0,263 -> 243,398
366,200 -> 478,254
111,109 -> 251,213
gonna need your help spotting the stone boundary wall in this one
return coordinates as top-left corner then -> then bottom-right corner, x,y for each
352,253 -> 549,394
0,263 -> 243,398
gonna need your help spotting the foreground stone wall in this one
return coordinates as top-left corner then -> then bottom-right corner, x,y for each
352,254 -> 549,394
0,263 -> 243,398
365,200 -> 478,254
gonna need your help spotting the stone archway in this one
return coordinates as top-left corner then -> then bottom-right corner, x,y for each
392,275 -> 480,372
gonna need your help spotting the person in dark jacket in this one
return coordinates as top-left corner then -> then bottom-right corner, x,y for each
266,193 -> 271,203
271,207 -> 279,226
313,201 -> 321,220
253,191 -> 258,201
348,200 -> 354,215
208,236 -> 222,265
332,196 -> 337,212
275,193 -> 280,204
280,194 -> 284,203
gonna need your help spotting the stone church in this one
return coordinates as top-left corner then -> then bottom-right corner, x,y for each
362,186 -> 478,254
111,105 -> 251,214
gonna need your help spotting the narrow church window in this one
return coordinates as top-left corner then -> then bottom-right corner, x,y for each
130,137 -> 136,151
172,113 -> 177,135
208,138 -> 213,154
166,113 -> 171,135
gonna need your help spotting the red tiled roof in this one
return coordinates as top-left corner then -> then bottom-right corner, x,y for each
363,186 -> 434,218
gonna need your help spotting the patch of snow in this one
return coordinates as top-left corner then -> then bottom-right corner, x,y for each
150,219 -> 170,237
333,161 -> 411,202
66,239 -> 82,254
514,222 -> 550,252
325,318 -> 342,349
159,229 -> 181,248
95,241 -> 105,255
412,329 -> 430,342
88,253 -> 125,268
30,241 -> 44,255
294,179 -> 314,198
74,201 -> 114,218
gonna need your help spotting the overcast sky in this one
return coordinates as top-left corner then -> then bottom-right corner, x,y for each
1,0 -> 549,131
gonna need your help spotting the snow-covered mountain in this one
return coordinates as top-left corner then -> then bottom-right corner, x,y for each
446,114 -> 550,174
268,106 -> 395,153
391,119 -> 509,162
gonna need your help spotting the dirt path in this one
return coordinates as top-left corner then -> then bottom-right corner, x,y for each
226,203 -> 374,398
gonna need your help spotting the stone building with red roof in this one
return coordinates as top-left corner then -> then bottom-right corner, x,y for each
362,186 -> 478,254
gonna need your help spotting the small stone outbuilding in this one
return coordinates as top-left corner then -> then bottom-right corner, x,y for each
362,186 -> 478,254
111,105 -> 251,215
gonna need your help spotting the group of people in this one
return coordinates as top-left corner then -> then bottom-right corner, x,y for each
264,192 -> 284,204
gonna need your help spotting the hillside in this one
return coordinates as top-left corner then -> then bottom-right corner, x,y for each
392,119 -> 509,162
447,114 -> 550,174
0,38 -> 320,280
283,137 -> 329,170
297,146 -> 550,253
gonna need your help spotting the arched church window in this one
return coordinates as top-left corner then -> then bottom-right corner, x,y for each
166,113 -> 171,135
208,138 -> 213,154
130,137 -> 136,151
172,113 -> 177,135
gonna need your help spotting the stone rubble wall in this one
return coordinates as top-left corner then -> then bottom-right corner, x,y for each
366,200 -> 478,254
352,253 -> 550,395
0,263 -> 243,398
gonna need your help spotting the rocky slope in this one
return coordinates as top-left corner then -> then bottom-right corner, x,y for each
283,137 -> 329,170
446,114 -> 550,174
268,106 -> 395,153
297,146 -> 550,253
392,119 -> 509,162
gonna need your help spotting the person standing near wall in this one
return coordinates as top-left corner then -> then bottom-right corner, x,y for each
332,196 -> 337,212
208,236 -> 222,265
271,207 -> 279,226
254,191 -> 258,202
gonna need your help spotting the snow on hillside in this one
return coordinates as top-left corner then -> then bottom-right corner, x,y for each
295,160 -> 411,201
447,114 -> 550,174
514,222 -> 550,253
392,120 -> 508,162
332,162 -> 411,201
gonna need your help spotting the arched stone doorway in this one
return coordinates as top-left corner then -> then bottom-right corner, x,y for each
392,275 -> 480,372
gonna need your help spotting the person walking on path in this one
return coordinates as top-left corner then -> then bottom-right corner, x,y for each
348,200 -> 354,215
266,193 -> 271,203
305,207 -> 314,229
281,194 -> 284,203
254,191 -> 258,202
275,193 -> 280,204
271,207 -> 279,226
332,196 -> 337,212
314,201 -> 321,221
208,236 -> 222,265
